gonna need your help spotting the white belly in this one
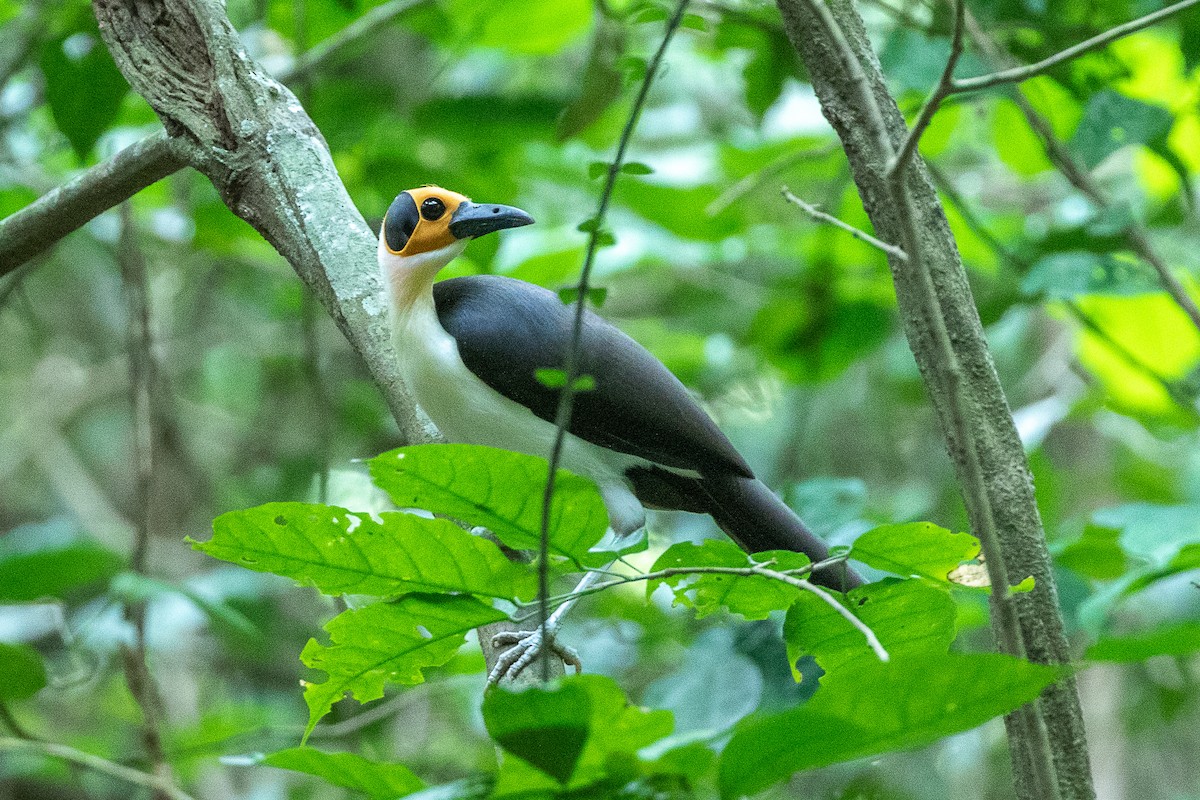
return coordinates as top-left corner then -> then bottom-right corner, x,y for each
392,291 -> 648,536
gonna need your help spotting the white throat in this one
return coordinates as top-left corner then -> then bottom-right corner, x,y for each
378,237 -> 469,310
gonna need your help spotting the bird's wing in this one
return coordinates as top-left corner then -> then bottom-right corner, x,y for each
433,275 -> 752,478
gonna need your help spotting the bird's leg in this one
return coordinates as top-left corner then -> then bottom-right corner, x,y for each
487,569 -> 607,686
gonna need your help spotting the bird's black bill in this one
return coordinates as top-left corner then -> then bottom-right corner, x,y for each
449,202 -> 534,239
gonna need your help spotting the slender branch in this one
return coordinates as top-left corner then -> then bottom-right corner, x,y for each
0,738 -> 198,800
953,0 -> 1200,93
781,186 -> 907,261
0,0 -> 422,275
117,204 -> 175,799
285,0 -> 429,81
888,0 -> 965,178
0,133 -> 185,277
514,555 -> 888,661
535,0 -> 690,682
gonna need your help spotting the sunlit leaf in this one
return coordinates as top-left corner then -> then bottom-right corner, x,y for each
301,594 -> 505,740
850,522 -> 980,583
193,502 -> 533,600
784,578 -> 955,679
368,445 -> 609,565
719,653 -> 1063,797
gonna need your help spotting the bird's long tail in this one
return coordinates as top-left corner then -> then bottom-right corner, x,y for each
697,476 -> 863,591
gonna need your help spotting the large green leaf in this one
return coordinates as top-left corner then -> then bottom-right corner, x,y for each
486,675 -> 674,793
0,521 -> 124,603
368,445 -> 610,566
1086,621 -> 1200,662
783,579 -> 956,679
647,540 -> 811,620
718,653 -> 1064,797
40,29 -> 130,159
193,502 -> 533,600
262,746 -> 424,799
1021,252 -> 1161,299
300,594 -> 505,740
0,642 -> 47,701
850,522 -> 980,583
446,0 -> 592,55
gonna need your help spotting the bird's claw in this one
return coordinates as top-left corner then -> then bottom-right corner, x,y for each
487,627 -> 582,686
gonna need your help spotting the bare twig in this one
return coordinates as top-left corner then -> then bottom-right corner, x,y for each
0,737 -> 197,800
536,0 -> 690,682
515,554 -> 888,661
117,204 -> 175,799
888,0 -> 965,178
285,0 -> 429,81
953,0 -> 1200,93
781,186 -> 908,261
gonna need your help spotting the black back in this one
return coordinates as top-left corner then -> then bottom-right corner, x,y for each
433,275 -> 752,479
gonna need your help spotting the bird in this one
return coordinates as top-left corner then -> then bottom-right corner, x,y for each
379,185 -> 862,680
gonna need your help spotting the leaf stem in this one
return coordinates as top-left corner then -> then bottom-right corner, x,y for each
0,737 -> 198,800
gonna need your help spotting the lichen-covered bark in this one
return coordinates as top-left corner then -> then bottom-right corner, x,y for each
774,1 -> 1093,798
92,0 -> 431,446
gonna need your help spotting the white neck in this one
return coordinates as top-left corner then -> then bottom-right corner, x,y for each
378,237 -> 468,311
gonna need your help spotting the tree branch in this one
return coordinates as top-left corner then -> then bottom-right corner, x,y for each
775,0 -> 1091,797
92,0 -> 432,447
781,186 -> 907,261
953,0 -> 1200,94
0,0 -> 423,276
0,737 -> 198,800
0,133 -> 186,277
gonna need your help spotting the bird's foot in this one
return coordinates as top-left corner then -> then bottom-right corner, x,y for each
487,626 -> 582,686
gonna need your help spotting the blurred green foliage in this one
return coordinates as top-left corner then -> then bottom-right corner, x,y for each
3,0 -> 1200,797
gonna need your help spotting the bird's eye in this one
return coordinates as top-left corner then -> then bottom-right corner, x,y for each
384,192 -> 420,252
421,197 -> 446,221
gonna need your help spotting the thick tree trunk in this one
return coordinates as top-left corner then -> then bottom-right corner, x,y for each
774,1 -> 1093,798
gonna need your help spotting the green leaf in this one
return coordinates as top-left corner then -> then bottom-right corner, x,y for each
300,594 -> 505,740
193,502 -> 532,600
39,30 -> 130,159
784,579 -> 956,679
446,0 -> 592,54
647,540 -> 810,620
0,642 -> 47,701
1056,524 -> 1130,580
368,445 -> 610,565
557,285 -> 608,308
262,747 -> 424,799
851,522 -> 980,583
718,653 -> 1064,797
1070,90 -> 1173,169
484,681 -> 592,783
109,572 -> 259,641
534,369 -> 597,392
1021,252 -> 1160,299
588,161 -> 611,180
1086,621 -> 1200,662
0,521 -> 124,603
619,161 -> 654,175
487,675 -> 673,793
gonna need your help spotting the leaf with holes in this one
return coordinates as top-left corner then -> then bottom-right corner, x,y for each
851,522 -> 980,583
369,445 -> 610,566
191,502 -> 532,601
300,594 -> 505,740
784,578 -> 956,679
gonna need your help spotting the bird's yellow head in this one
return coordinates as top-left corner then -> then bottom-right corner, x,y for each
381,186 -> 534,257
380,186 -> 534,306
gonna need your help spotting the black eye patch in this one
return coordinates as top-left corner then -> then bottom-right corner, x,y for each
421,197 -> 446,221
384,192 -> 420,252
